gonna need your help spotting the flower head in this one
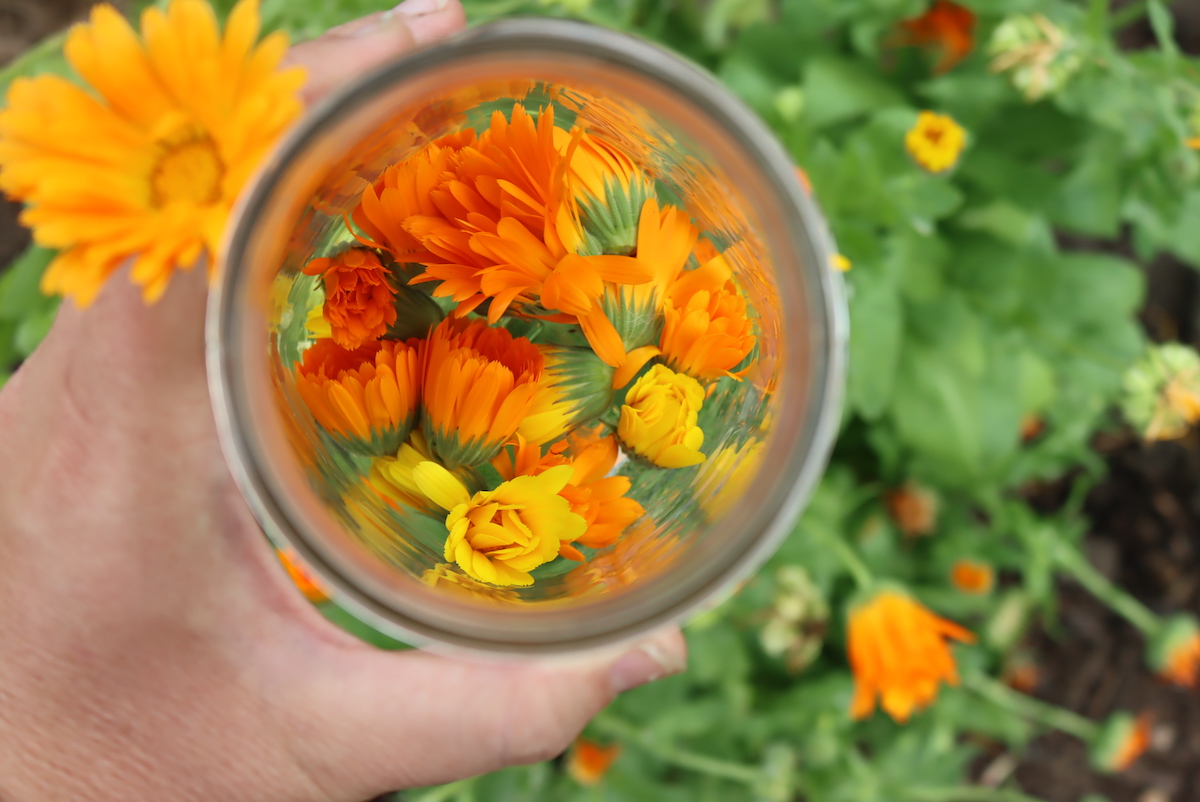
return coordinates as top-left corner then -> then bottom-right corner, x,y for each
905,111 -> 967,173
567,738 -> 621,786
0,0 -> 304,304
276,547 -> 329,604
421,317 -> 551,468
989,14 -> 1083,101
618,364 -> 706,468
1090,711 -> 1153,773
303,248 -> 398,350
660,251 -> 757,382
950,559 -> 995,594
1121,343 -> 1200,441
759,565 -> 829,675
295,338 -> 421,456
885,481 -> 940,536
1149,614 -> 1200,687
413,461 -> 586,587
849,590 -> 975,722
895,0 -> 977,74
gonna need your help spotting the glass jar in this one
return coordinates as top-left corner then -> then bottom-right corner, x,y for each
208,17 -> 846,655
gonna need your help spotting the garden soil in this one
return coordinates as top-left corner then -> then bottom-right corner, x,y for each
3,2 -> 1200,802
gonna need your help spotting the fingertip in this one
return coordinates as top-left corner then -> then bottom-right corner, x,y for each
609,628 -> 688,694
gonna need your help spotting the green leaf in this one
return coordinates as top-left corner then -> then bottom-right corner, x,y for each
802,56 -> 905,129
0,246 -> 53,321
1048,135 -> 1123,237
848,273 -> 903,420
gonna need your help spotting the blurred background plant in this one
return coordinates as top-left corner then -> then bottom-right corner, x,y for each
4,0 -> 1200,800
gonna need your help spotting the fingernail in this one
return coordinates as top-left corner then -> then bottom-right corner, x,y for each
394,0 -> 456,44
609,640 -> 686,694
394,0 -> 449,15
330,11 -> 394,38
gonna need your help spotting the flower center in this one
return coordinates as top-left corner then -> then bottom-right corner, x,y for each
150,136 -> 224,207
924,125 -> 946,146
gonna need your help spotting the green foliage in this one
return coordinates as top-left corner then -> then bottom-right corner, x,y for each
0,0 -> 1194,799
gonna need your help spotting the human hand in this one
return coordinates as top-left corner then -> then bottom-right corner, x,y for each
0,4 -> 686,800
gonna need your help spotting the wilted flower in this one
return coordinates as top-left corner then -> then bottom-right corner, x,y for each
759,566 -> 829,674
1121,343 -> 1200,441
0,0 -> 304,304
1090,711 -> 1153,773
885,481 -> 940,536
295,338 -> 422,456
303,248 -> 398,350
988,14 -> 1083,101
894,0 -> 977,74
618,364 -> 707,468
1149,614 -> 1200,687
905,111 -> 967,174
849,589 -> 975,722
276,547 -> 329,604
566,737 -> 620,785
950,559 -> 995,595
413,461 -> 586,587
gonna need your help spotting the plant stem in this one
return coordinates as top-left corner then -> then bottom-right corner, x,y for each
903,786 -> 1050,802
592,715 -> 765,786
816,526 -> 874,589
963,673 -> 1098,742
1109,0 -> 1149,31
1051,540 -> 1162,635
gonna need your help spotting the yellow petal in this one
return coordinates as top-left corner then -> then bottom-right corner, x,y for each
413,461 -> 472,510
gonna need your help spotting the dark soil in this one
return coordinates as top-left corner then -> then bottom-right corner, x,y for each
2,3 -> 1200,802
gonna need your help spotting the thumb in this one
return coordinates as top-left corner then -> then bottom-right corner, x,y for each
285,0 -> 468,105
286,629 -> 688,798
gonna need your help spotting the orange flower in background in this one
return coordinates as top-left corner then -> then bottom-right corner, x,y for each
0,0 -> 305,304
303,248 -> 398,350
493,434 -> 645,557
1110,713 -> 1152,772
421,317 -> 551,468
567,737 -> 621,785
885,481 -> 940,536
895,0 -> 977,74
849,590 -> 975,722
905,111 -> 968,173
276,547 -> 329,604
1153,618 -> 1200,687
1090,711 -> 1153,773
295,338 -> 421,455
950,559 -> 995,594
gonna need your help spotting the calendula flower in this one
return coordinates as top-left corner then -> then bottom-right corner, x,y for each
831,254 -> 852,272
950,559 -> 995,594
618,364 -> 706,468
1121,343 -> 1200,441
849,590 -> 975,722
421,563 -> 520,604
905,111 -> 967,173
659,252 -> 757,383
885,481 -> 940,536
302,248 -> 398,350
421,317 -> 552,468
1090,711 -> 1153,773
1149,614 -> 1200,687
295,338 -> 422,456
412,461 -> 586,587
520,344 -> 618,444
0,0 -> 304,304
571,132 -> 654,256
1003,658 -> 1040,693
567,738 -> 621,786
493,434 -> 645,556
276,547 -> 329,604
894,0 -> 977,74
698,437 -> 764,519
368,430 -> 480,511
989,14 -> 1084,101
759,565 -> 829,675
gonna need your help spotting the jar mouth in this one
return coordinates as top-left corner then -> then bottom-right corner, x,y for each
208,17 -> 847,656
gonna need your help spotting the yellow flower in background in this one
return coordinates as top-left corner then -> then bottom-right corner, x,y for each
905,111 -> 967,173
413,461 -> 586,587
849,590 -> 975,722
618,364 -> 706,468
0,0 -> 305,304
831,254 -> 852,272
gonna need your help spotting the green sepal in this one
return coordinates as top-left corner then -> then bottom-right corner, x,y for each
578,175 -> 653,256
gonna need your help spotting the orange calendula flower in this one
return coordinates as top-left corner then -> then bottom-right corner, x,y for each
1090,711 -> 1153,773
413,461 -> 586,587
0,0 -> 305,304
295,338 -> 422,456
618,364 -> 706,468
895,0 -> 977,74
849,590 -> 975,722
567,737 -> 621,786
659,250 -> 757,382
421,317 -> 551,469
303,248 -> 398,350
276,547 -> 329,604
885,481 -> 940,536
1150,615 -> 1200,687
494,434 -> 645,556
905,111 -> 967,173
950,559 -> 995,595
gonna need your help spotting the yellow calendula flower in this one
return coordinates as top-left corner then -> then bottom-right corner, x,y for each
413,462 -> 587,587
905,111 -> 967,173
618,364 -> 706,468
0,0 -> 305,304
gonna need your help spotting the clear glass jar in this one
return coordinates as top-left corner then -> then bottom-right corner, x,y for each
208,18 -> 846,655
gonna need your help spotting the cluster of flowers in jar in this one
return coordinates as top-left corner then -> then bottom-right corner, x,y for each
293,103 -> 758,588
